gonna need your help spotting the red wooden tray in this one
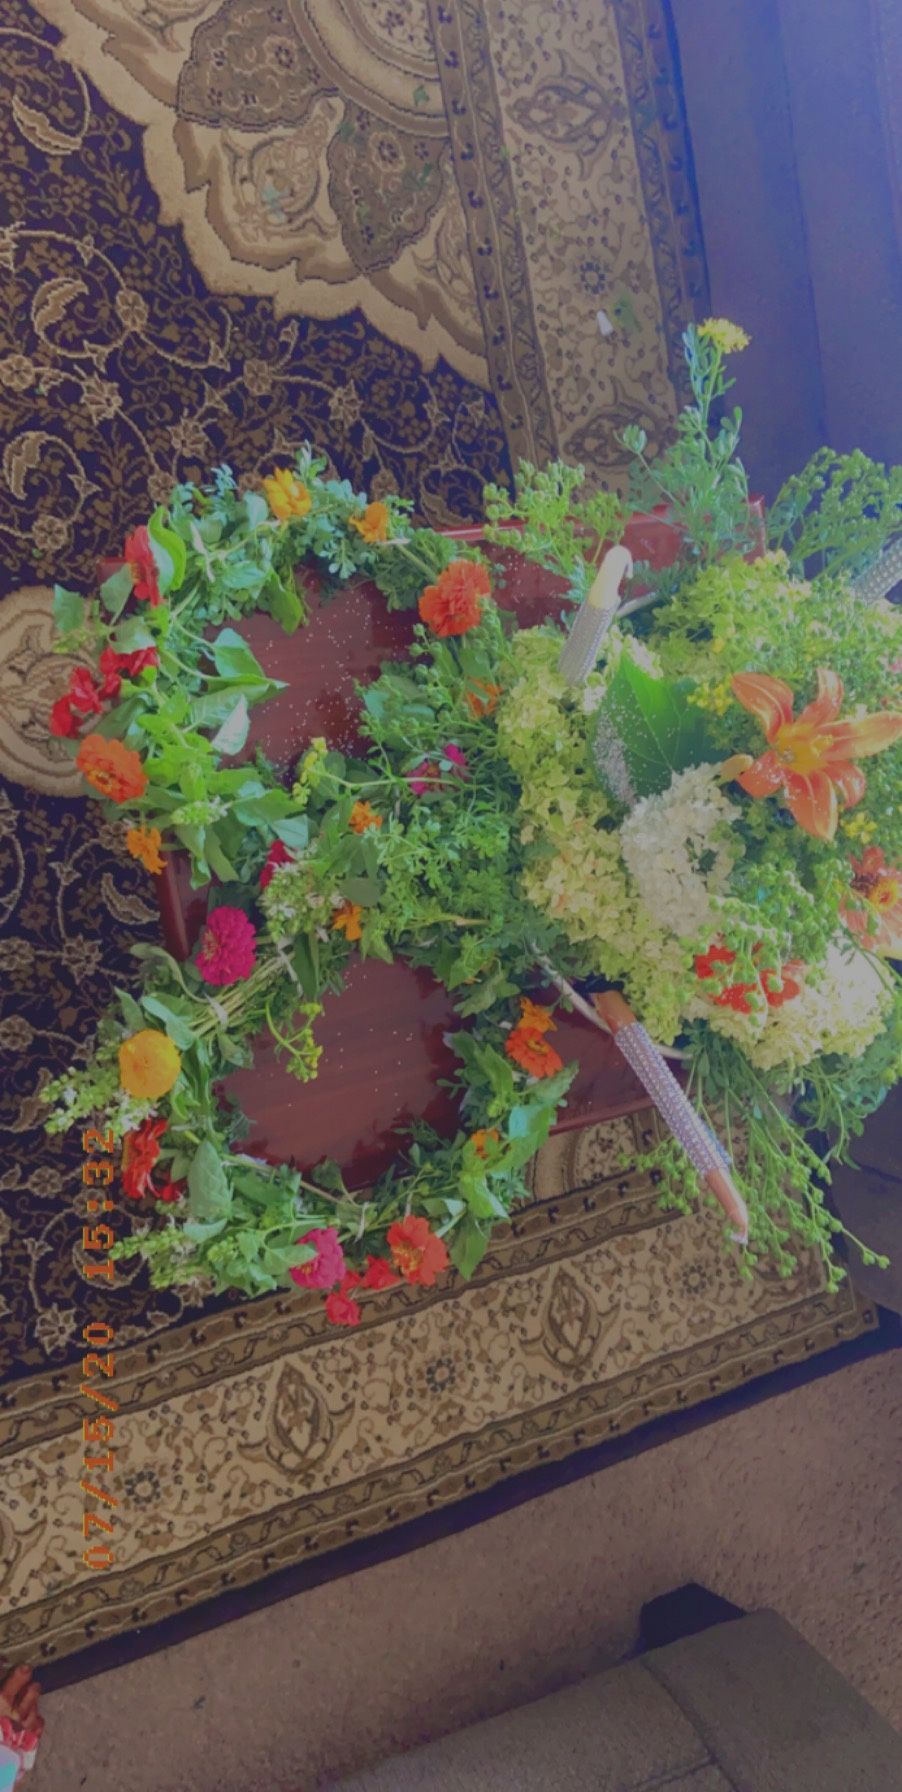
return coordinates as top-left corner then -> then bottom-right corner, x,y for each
157,508 -> 764,1186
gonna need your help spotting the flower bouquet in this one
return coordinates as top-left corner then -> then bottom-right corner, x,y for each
44,322 -> 902,1319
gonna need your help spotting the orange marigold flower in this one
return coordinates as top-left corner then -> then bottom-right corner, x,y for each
126,824 -> 165,875
518,997 -> 556,1034
730,668 -> 902,841
470,1127 -> 501,1159
332,900 -> 364,942
505,1025 -> 565,1078
262,467 -> 312,521
465,678 -> 502,718
76,733 -> 147,803
119,1028 -> 182,1099
419,560 -> 490,638
349,800 -> 383,834
386,1215 -> 450,1286
350,500 -> 391,544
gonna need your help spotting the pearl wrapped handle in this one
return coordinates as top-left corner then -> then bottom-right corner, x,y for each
594,991 -> 749,1244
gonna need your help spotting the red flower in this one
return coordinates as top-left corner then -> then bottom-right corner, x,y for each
324,1282 -> 363,1326
121,1117 -> 168,1200
155,1178 -> 185,1204
361,1255 -> 399,1290
195,906 -> 257,985
260,839 -> 293,889
50,696 -> 78,738
123,524 -> 163,606
419,561 -> 489,637
695,943 -> 803,1014
104,644 -> 159,680
68,667 -> 105,715
386,1215 -> 450,1286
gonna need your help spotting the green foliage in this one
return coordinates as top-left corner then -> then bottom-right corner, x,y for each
622,326 -> 755,572
768,447 -> 902,580
483,460 -> 624,600
592,653 -> 716,805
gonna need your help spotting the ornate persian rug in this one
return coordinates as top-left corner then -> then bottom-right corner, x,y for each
0,0 -> 878,1676
0,1106 -> 875,1668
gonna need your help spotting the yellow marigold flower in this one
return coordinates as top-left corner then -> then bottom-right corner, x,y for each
519,997 -> 556,1034
332,900 -> 364,941
349,500 -> 391,544
470,1127 -> 501,1158
119,1029 -> 182,1099
698,318 -> 751,354
348,800 -> 382,834
126,824 -> 166,875
262,468 -> 312,521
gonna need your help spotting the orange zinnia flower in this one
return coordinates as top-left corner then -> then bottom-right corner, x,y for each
76,733 -> 147,803
518,997 -> 556,1034
126,824 -> 166,875
730,668 -> 902,841
470,1127 -> 501,1159
419,560 -> 490,637
348,800 -> 382,834
505,1025 -> 565,1078
386,1215 -> 449,1286
842,846 -> 902,956
465,679 -> 502,718
262,467 -> 312,521
332,900 -> 364,941
350,500 -> 391,544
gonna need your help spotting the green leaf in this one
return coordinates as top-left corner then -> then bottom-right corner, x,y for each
243,490 -> 269,528
263,570 -> 304,634
274,815 -> 310,851
592,657 -> 716,804
141,995 -> 197,1050
210,627 -> 269,683
186,1141 -> 232,1220
211,695 -> 250,757
99,563 -> 133,618
205,830 -> 239,882
114,616 -> 156,652
234,788 -> 295,826
292,933 -> 320,999
450,1216 -> 489,1280
52,585 -> 84,637
147,506 -> 188,597
338,875 -> 382,908
116,988 -> 144,1031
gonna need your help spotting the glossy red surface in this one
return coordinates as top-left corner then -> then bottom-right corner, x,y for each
157,512 -> 763,1181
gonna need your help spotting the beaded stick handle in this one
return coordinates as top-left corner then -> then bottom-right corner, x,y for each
593,991 -> 749,1244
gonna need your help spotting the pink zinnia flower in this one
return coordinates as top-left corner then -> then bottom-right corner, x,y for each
290,1225 -> 346,1290
195,906 -> 257,986
259,839 -> 293,889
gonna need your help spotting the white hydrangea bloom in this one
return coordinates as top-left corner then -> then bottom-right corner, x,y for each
749,939 -> 893,1071
620,763 -> 741,943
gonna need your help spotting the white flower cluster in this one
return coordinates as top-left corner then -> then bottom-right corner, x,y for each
260,857 -> 334,937
749,939 -> 893,1072
620,762 -> 741,944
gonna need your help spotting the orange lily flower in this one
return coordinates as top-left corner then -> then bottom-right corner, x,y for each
730,668 -> 902,841
841,847 -> 902,957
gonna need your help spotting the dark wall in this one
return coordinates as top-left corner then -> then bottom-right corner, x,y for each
671,0 -> 902,497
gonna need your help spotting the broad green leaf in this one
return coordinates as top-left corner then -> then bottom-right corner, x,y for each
186,1140 -> 232,1220
234,788 -> 295,825
243,490 -> 269,528
205,830 -> 239,882
141,995 -> 197,1050
147,506 -> 188,597
211,695 -> 250,757
210,627 -> 268,683
52,585 -> 84,637
263,570 -> 304,634
99,563 -> 133,618
114,615 -> 156,652
592,657 -> 716,804
292,933 -> 320,999
338,875 -> 382,908
274,815 -> 310,851
116,988 -> 144,1031
450,1217 -> 490,1280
